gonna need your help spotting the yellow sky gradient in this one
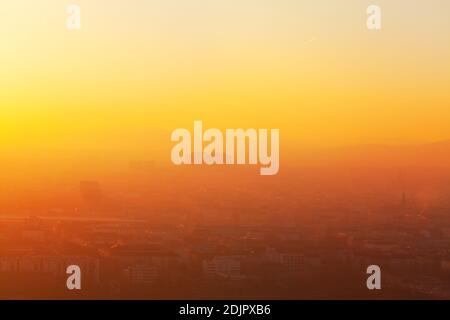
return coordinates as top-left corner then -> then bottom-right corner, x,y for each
1,0 -> 450,159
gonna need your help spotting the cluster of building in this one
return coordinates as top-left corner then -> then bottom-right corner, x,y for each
1,196 -> 450,299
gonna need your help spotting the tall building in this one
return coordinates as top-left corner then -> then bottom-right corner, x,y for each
80,181 -> 103,210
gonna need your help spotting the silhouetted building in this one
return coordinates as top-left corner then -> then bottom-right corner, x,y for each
80,181 -> 103,209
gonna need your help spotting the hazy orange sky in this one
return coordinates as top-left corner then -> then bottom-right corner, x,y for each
1,0 -> 450,160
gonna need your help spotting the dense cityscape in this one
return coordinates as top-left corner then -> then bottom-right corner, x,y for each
1,166 -> 450,299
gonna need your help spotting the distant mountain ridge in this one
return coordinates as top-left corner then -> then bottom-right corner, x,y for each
296,139 -> 450,167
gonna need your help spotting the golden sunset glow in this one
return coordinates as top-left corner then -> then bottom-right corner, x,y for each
1,0 -> 450,301
2,0 -> 450,153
